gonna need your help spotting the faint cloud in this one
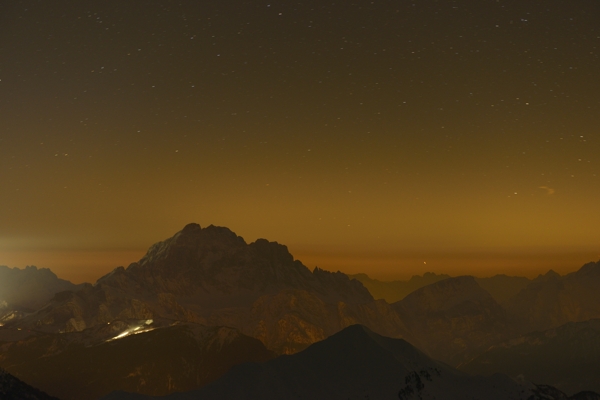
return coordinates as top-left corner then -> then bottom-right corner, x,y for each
538,186 -> 555,195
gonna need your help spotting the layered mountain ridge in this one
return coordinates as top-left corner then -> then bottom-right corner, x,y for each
505,261 -> 600,334
101,325 -> 593,400
11,224 -> 412,354
392,275 -> 510,364
3,224 -> 600,399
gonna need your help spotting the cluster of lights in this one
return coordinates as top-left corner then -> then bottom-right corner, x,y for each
107,319 -> 154,342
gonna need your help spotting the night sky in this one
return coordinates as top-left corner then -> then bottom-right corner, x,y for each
1,0 -> 599,283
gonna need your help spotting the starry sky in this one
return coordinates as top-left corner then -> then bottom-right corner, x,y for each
1,0 -> 599,283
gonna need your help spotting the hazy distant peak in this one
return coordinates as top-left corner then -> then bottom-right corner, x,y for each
349,272 -> 452,303
0,265 -> 57,279
0,265 -> 82,313
399,275 -> 494,313
532,269 -> 562,283
573,260 -> 600,277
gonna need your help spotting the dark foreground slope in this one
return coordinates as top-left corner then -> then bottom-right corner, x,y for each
0,322 -> 273,400
101,325 -> 591,400
0,368 -> 59,400
460,318 -> 600,395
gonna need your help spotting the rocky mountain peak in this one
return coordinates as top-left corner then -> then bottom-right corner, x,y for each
248,238 -> 294,264
573,260 -> 600,278
399,275 -> 493,313
136,223 -> 246,268
393,275 -> 508,364
114,223 -> 372,303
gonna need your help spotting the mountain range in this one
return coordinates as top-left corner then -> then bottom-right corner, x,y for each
351,272 -> 532,304
11,224 -> 416,355
1,223 -> 600,399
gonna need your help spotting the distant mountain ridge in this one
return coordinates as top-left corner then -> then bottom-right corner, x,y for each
392,275 -> 510,364
349,272 -> 451,302
351,272 -> 531,304
505,261 -> 600,334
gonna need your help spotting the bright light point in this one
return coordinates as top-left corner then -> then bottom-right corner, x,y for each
106,321 -> 156,342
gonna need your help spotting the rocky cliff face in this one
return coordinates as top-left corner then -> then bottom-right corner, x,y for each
393,276 -> 510,364
505,262 -> 600,334
121,223 -> 371,304
10,224 -> 411,354
208,288 -> 418,354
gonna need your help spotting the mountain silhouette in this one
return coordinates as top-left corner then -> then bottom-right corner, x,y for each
392,276 -> 510,364
0,322 -> 273,400
349,272 -> 451,302
0,368 -> 59,400
505,261 -> 600,333
7,223 -> 414,352
100,324 -> 591,400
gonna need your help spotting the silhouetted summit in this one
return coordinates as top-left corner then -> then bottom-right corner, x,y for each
116,223 -> 373,303
11,224 -> 411,355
